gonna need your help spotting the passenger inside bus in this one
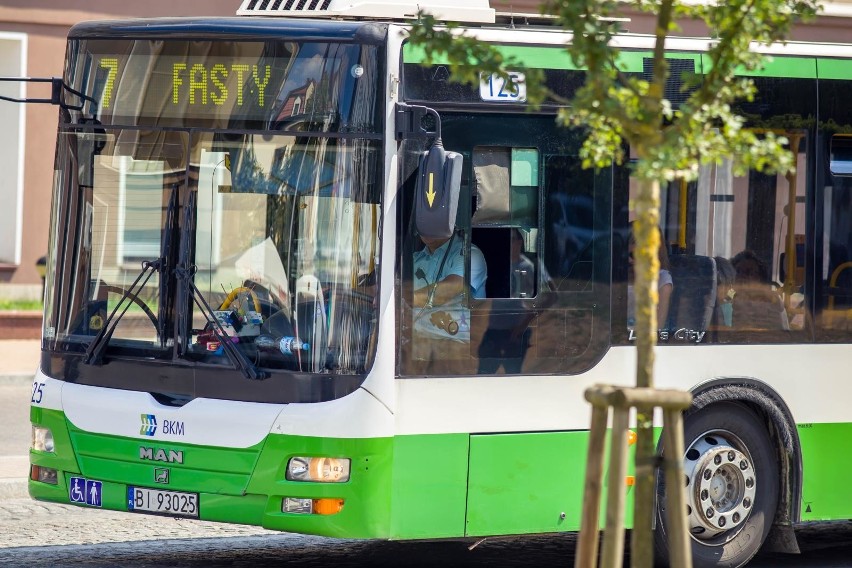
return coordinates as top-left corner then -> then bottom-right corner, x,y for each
712,256 -> 737,328
627,225 -> 673,330
730,250 -> 790,331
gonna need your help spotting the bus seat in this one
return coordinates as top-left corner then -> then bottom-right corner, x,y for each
667,255 -> 717,331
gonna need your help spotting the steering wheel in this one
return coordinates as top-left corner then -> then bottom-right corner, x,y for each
101,284 -> 159,328
219,286 -> 262,313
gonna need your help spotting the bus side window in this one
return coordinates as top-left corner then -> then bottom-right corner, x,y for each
543,156 -> 597,292
470,146 -> 541,299
471,146 -> 538,227
472,227 -> 551,300
818,137 -> 852,338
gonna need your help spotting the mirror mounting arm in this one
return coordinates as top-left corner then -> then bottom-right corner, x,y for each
0,76 -> 97,112
395,103 -> 442,142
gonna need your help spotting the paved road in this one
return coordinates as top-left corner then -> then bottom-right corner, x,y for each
0,383 -> 31,457
1,496 -> 852,567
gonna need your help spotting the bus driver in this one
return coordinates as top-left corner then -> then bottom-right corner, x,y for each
411,231 -> 487,367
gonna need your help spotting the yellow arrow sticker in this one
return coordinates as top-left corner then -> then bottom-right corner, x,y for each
426,172 -> 437,207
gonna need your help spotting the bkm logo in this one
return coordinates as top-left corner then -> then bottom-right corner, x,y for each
140,414 -> 157,436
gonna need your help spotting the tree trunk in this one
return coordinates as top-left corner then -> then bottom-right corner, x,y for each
630,175 -> 661,568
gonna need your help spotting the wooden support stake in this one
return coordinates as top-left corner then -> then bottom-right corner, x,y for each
600,408 -> 630,568
578,385 -> 693,568
575,404 -> 610,568
663,408 -> 693,568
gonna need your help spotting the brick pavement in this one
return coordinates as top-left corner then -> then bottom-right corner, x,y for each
0,497 -> 283,550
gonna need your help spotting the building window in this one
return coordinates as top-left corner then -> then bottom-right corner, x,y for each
0,33 -> 27,265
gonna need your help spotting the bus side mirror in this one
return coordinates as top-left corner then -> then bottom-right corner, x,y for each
414,142 -> 463,239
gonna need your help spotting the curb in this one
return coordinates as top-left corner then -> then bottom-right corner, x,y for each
0,478 -> 28,500
0,373 -> 34,385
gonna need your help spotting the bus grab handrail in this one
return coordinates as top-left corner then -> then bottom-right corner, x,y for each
828,261 -> 852,311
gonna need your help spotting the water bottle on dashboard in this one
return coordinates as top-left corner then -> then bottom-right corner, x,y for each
255,334 -> 310,356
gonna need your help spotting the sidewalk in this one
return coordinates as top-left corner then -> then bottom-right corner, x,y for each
0,457 -> 28,500
0,339 -> 40,383
0,338 -> 40,499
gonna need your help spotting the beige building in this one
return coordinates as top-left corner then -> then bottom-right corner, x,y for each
0,0 -> 850,295
0,1 -> 236,297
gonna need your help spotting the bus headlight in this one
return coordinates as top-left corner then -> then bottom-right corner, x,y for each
32,426 -> 55,453
282,497 -> 345,515
286,457 -> 350,482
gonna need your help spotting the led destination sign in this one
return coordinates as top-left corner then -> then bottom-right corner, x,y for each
72,39 -> 377,128
95,56 -> 281,121
171,63 -> 271,106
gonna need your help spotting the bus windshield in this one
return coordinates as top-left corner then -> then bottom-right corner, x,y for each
43,35 -> 382,378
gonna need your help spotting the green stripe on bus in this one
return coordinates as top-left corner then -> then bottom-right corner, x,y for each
391,433 -> 470,538
39,409 -> 852,536
251,432 -> 394,538
817,58 -> 852,80
403,43 -> 703,74
798,422 -> 852,521
616,51 -> 646,73
703,54 -> 817,78
403,43 -> 580,69
466,431 -> 588,535
617,51 -> 703,74
30,407 -> 81,478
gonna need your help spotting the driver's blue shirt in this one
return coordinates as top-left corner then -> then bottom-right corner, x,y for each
411,236 -> 486,344
413,237 -> 487,299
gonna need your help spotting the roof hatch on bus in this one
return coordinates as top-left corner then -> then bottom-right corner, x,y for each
236,0 -> 496,23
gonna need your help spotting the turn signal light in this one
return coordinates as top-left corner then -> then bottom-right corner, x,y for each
282,497 -> 345,515
313,498 -> 345,515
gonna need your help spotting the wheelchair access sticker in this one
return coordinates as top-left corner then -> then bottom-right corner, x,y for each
69,476 -> 102,507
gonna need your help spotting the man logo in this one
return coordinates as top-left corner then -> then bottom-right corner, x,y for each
154,468 -> 170,484
140,414 -> 157,436
139,446 -> 184,464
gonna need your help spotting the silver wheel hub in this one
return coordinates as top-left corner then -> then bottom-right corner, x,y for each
684,433 -> 757,539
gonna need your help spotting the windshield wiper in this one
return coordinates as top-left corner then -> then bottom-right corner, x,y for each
84,259 -> 162,366
175,191 -> 266,381
157,185 -> 179,349
175,266 -> 267,381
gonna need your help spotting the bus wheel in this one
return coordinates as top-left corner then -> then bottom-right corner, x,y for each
655,402 -> 779,568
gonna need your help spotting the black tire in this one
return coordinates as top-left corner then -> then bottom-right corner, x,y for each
654,402 -> 779,568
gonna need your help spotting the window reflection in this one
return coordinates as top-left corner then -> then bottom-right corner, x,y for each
189,132 -> 380,373
621,133 -> 809,344
398,113 -> 612,376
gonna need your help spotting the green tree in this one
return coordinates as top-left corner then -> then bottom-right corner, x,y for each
407,1 -> 818,565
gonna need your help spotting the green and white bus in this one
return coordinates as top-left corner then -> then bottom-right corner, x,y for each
25,1 -> 852,566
